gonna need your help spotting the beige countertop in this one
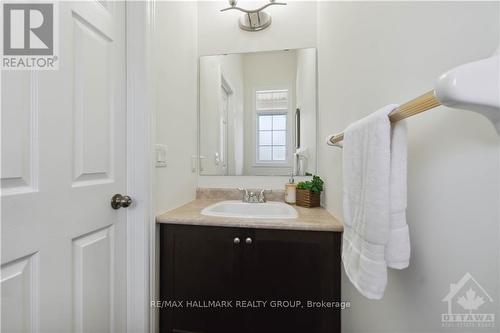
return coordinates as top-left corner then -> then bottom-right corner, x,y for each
156,199 -> 343,232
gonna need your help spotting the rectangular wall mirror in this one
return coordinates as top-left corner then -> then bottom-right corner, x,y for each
199,48 -> 317,176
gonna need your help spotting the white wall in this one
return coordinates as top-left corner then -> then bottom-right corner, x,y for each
317,2 -> 500,332
154,2 -> 198,214
197,1 -> 317,188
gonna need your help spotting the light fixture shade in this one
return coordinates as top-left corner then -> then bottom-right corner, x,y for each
220,0 -> 287,32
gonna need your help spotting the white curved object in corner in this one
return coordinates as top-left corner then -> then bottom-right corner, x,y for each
435,48 -> 500,133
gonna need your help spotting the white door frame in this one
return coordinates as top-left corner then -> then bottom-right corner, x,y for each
126,1 -> 156,332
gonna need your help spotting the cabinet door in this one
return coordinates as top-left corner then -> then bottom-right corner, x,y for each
160,225 -> 244,333
244,229 -> 341,333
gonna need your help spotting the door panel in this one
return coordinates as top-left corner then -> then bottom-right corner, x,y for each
0,71 -> 38,194
0,253 -> 39,332
72,7 -> 114,186
219,86 -> 229,175
1,1 -> 127,332
245,229 -> 341,333
160,225 -> 243,333
73,226 -> 115,333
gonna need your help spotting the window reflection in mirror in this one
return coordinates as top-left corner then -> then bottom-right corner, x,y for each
199,48 -> 317,176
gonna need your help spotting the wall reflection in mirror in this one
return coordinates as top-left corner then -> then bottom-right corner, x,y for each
199,48 -> 317,176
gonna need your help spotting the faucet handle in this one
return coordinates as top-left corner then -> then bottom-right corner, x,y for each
237,188 -> 249,202
257,189 -> 272,202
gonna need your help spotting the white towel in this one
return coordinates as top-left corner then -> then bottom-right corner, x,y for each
342,104 -> 410,300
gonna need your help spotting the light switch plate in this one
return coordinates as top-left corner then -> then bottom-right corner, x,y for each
156,144 -> 168,168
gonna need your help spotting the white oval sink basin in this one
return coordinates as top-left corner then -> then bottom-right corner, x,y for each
201,200 -> 298,219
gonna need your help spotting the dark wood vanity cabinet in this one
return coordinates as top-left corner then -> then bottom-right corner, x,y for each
159,224 -> 341,333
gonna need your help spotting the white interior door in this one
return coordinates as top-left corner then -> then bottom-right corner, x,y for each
1,1 -> 127,332
219,86 -> 229,176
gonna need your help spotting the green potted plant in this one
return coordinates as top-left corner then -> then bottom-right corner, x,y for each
296,175 -> 324,208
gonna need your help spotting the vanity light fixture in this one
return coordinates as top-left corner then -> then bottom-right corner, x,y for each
221,0 -> 287,32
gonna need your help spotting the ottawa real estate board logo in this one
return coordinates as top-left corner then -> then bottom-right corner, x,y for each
441,272 -> 495,328
1,2 -> 58,70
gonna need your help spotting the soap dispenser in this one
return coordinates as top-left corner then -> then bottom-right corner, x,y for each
285,173 -> 297,204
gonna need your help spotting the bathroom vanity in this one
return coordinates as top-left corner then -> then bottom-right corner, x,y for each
157,197 -> 343,333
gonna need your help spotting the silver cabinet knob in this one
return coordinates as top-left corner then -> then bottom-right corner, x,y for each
233,237 -> 241,245
111,194 -> 133,209
245,237 -> 253,245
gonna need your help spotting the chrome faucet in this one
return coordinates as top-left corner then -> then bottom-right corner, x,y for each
238,188 -> 250,202
238,188 -> 271,203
